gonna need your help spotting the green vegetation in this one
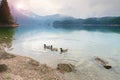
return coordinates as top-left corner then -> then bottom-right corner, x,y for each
0,28 -> 15,48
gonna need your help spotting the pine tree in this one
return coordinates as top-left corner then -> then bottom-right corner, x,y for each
0,0 -> 14,25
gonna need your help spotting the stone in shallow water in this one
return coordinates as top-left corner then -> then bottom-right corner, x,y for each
0,64 -> 8,72
104,65 -> 112,69
95,57 -> 112,69
57,63 -> 75,73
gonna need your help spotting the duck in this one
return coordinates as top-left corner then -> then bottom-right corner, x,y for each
60,48 -> 68,54
50,45 -> 58,51
44,44 -> 52,50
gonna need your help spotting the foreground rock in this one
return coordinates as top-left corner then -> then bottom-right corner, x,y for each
0,64 -> 7,72
0,53 -> 62,80
57,63 -> 75,73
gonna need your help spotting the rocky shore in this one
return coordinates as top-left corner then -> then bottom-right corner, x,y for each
0,50 -> 64,80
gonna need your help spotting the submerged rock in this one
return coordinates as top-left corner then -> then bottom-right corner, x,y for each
95,57 -> 112,69
57,63 -> 75,73
0,64 -> 8,72
104,65 -> 112,69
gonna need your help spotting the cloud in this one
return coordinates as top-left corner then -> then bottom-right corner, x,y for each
55,0 -> 120,18
7,0 -> 120,18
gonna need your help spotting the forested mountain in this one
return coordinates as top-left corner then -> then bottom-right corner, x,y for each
53,17 -> 120,29
83,17 -> 120,25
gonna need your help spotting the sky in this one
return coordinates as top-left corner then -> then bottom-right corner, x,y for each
6,0 -> 120,18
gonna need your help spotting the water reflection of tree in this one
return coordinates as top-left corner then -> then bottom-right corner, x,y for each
0,28 -> 15,48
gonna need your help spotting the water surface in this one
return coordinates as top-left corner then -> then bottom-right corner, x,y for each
3,25 -> 120,80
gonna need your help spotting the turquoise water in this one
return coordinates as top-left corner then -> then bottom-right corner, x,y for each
7,25 -> 120,80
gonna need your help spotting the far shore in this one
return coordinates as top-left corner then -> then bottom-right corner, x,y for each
0,24 -> 19,28
83,24 -> 120,27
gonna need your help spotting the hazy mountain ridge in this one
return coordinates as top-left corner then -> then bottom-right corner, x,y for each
10,5 -> 120,29
10,6 -> 75,27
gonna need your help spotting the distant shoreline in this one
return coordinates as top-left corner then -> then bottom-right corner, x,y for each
0,24 -> 19,28
83,24 -> 120,27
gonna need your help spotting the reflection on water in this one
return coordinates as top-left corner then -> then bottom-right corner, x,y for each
82,26 -> 120,33
2,25 -> 120,80
54,25 -> 120,33
0,27 -> 15,48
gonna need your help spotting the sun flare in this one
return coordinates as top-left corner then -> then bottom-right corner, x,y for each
16,3 -> 25,10
17,4 -> 23,9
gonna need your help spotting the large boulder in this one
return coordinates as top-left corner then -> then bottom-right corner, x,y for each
57,63 -> 75,73
0,64 -> 8,72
